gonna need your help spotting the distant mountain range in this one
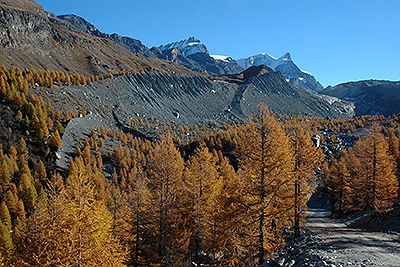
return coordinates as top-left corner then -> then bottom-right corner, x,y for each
151,35 -> 324,94
57,14 -> 324,94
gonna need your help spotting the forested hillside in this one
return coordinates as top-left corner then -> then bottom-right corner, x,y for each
0,66 -> 399,266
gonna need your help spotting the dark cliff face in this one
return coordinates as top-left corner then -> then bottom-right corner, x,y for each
321,80 -> 400,116
0,5 -> 54,48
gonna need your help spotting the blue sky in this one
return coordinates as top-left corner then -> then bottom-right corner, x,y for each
35,0 -> 399,87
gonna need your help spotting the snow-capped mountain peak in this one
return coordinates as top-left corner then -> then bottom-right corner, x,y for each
210,55 -> 235,63
159,37 -> 209,57
237,52 -> 323,94
279,52 -> 291,61
158,37 -> 322,93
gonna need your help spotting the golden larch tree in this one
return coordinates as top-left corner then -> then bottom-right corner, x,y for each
146,134 -> 190,266
288,126 -> 324,236
185,143 -> 219,263
325,151 -> 353,216
50,129 -> 62,149
351,129 -> 398,212
235,104 -> 294,265
65,156 -> 127,266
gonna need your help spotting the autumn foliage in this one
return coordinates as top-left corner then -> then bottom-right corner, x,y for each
0,64 -> 399,266
323,126 -> 399,216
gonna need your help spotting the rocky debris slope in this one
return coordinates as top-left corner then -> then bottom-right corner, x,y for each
321,80 -> 400,116
56,112 -> 114,171
36,69 -> 352,170
238,73 -> 341,119
317,94 -> 355,118
41,72 -> 237,170
266,209 -> 400,267
215,65 -> 350,120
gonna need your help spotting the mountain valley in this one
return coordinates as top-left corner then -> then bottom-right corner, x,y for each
0,1 -> 399,267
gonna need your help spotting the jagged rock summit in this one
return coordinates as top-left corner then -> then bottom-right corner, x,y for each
238,52 -> 291,70
157,37 -> 325,94
58,14 -> 106,37
237,52 -> 324,94
159,37 -> 209,57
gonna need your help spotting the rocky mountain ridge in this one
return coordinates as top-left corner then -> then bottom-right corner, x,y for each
155,37 -> 244,75
56,15 -> 245,76
57,14 -> 157,58
0,0 -> 195,77
321,79 -> 400,116
155,36 -> 325,94
54,13 -> 329,94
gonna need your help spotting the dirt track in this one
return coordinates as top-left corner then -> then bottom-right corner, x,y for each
307,209 -> 400,267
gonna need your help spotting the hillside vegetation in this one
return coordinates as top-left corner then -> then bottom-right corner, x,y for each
0,65 -> 399,266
